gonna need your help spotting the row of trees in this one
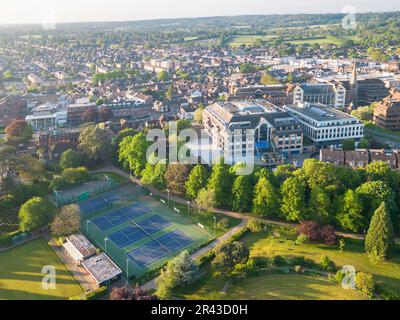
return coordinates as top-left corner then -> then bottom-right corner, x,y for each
118,132 -> 400,236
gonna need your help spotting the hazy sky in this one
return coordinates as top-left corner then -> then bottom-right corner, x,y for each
1,0 -> 400,24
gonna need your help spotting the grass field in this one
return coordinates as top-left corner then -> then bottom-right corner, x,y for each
0,238 -> 83,300
286,35 -> 342,45
227,34 -> 275,47
175,225 -> 400,300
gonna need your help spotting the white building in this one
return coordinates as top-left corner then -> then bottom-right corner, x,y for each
25,102 -> 67,130
284,102 -> 364,146
292,83 -> 346,109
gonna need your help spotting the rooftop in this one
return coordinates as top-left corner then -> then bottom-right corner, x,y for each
81,253 -> 122,284
65,234 -> 97,259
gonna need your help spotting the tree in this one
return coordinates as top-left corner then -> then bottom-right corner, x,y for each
141,161 -> 167,190
260,71 -> 279,85
155,251 -> 198,299
16,154 -> 45,182
239,63 -> 256,74
342,139 -> 355,151
232,175 -> 253,212
207,159 -> 233,208
164,163 -> 190,195
19,197 -> 58,232
252,177 -> 279,217
50,204 -> 81,237
5,120 -> 33,142
98,106 -> 113,122
308,186 -> 332,224
118,133 -> 150,177
365,161 -> 391,183
0,145 -> 16,189
185,164 -> 209,199
110,285 -> 155,300
165,84 -> 174,100
157,70 -> 169,82
280,177 -> 307,221
196,188 -> 216,213
212,241 -> 249,271
78,124 -> 111,161
365,202 -> 395,260
336,190 -> 364,233
194,106 -> 205,124
59,149 -> 81,169
355,272 -> 374,295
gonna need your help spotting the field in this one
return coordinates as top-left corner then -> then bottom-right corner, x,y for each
175,225 -> 400,300
227,35 -> 275,47
286,35 -> 342,45
80,183 -> 213,279
0,238 -> 83,300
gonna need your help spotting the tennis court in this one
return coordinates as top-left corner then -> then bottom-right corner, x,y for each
81,183 -> 212,279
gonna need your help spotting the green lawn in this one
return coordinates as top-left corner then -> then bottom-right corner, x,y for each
227,35 -> 275,47
243,228 -> 400,288
175,225 -> 400,300
0,238 -> 84,300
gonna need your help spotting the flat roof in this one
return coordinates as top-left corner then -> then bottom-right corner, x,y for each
65,234 -> 96,259
286,103 -> 358,122
81,253 -> 122,284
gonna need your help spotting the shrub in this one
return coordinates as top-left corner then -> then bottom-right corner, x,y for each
297,221 -> 337,245
212,241 -> 249,271
375,283 -> 400,300
335,270 -> 345,284
0,194 -> 16,209
355,272 -> 374,295
85,286 -> 108,300
272,255 -> 286,267
217,218 -> 230,230
319,255 -> 336,272
295,234 -> 309,245
250,256 -> 270,269
246,219 -> 264,233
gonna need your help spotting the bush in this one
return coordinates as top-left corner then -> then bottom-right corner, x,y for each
319,255 -> 336,272
295,234 -> 309,245
250,256 -> 270,269
0,194 -> 16,209
272,255 -> 286,267
355,272 -> 374,295
375,283 -> 400,300
50,167 -> 90,191
335,270 -> 345,284
297,221 -> 337,245
85,286 -> 108,300
246,219 -> 264,233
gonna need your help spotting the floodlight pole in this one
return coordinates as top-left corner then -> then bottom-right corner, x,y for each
186,201 -> 190,216
126,258 -> 129,284
213,216 -> 217,238
104,238 -> 108,254
86,220 -> 90,235
166,189 -> 170,207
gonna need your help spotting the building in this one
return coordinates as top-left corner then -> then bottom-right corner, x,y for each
125,92 -> 154,106
36,128 -> 81,160
284,102 -> 364,146
179,104 -> 196,120
203,100 -> 303,162
373,90 -> 400,130
105,101 -> 152,122
81,253 -> 122,288
62,234 -> 97,265
0,95 -> 27,127
291,83 -> 346,109
25,102 -> 67,130
345,149 -> 369,167
369,149 -> 397,169
229,84 -> 289,106
66,98 -> 96,126
320,148 -> 345,165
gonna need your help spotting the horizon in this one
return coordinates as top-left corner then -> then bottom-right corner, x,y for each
1,0 -> 400,25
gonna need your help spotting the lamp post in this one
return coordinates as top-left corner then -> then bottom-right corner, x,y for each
186,201 -> 190,216
166,189 -> 170,207
126,258 -> 129,284
213,216 -> 217,238
86,220 -> 90,235
104,238 -> 108,254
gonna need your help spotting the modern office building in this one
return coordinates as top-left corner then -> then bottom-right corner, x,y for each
284,102 -> 364,146
291,83 -> 346,109
373,90 -> 400,130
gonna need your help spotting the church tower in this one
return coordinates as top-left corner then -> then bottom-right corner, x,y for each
350,61 -> 358,108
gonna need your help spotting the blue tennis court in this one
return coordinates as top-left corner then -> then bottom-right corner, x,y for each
93,210 -> 127,231
80,197 -> 108,215
137,215 -> 170,235
128,240 -> 170,268
118,202 -> 152,220
109,226 -> 147,248
157,230 -> 195,252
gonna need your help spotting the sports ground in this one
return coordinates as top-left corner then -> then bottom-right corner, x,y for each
79,183 -> 212,279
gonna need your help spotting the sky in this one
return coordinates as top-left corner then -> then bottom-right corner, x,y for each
1,0 -> 400,25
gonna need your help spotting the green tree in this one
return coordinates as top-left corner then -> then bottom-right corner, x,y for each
196,188 -> 216,213
194,106 -> 205,124
280,177 -> 307,221
19,197 -> 58,232
155,251 -> 198,299
185,164 -> 209,199
260,71 -> 279,85
118,132 -> 150,177
207,159 -> 233,208
365,202 -> 395,260
336,190 -> 364,233
252,177 -> 279,217
342,139 -> 355,151
212,241 -> 249,271
157,70 -> 169,82
365,161 -> 391,183
59,149 -> 81,169
232,175 -> 253,212
140,161 -> 167,190
308,186 -> 332,224
78,125 -> 111,161
16,154 -> 45,182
